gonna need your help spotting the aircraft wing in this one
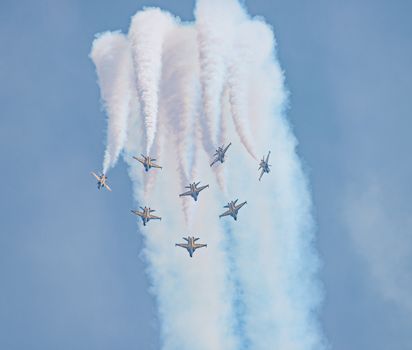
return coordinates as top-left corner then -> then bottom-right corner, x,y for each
224,143 -> 231,153
133,156 -> 145,164
219,209 -> 232,218
210,158 -> 218,167
266,151 -> 271,163
91,172 -> 100,181
197,185 -> 209,192
194,243 -> 207,249
176,243 -> 189,249
104,183 -> 112,192
131,210 -> 144,217
149,214 -> 161,220
179,190 -> 193,197
151,163 -> 162,169
235,201 -> 247,210
259,169 -> 265,181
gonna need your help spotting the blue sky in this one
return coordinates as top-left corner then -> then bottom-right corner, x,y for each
1,0 -> 411,349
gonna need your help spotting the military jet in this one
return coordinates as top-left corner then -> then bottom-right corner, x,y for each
259,151 -> 271,181
133,154 -> 162,172
91,172 -> 112,191
179,182 -> 209,201
210,142 -> 232,167
175,236 -> 207,257
131,206 -> 161,226
219,199 -> 247,221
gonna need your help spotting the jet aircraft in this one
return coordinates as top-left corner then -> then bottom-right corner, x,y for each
210,142 -> 232,167
91,172 -> 112,191
259,151 -> 271,181
175,236 -> 207,257
179,182 -> 209,201
219,199 -> 247,221
131,206 -> 161,226
133,154 -> 162,172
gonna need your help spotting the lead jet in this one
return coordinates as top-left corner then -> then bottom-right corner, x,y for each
179,182 -> 209,201
259,151 -> 271,181
131,206 -> 161,226
219,199 -> 247,221
210,142 -> 232,167
175,236 -> 207,257
133,154 -> 162,172
91,172 -> 112,191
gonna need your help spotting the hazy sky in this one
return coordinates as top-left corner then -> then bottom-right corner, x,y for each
1,0 -> 411,349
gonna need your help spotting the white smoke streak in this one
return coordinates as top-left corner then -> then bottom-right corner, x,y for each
160,26 -> 201,224
90,32 -> 133,173
226,21 -> 261,160
194,0 -> 243,154
91,2 -> 324,350
129,8 -> 176,155
222,16 -> 325,349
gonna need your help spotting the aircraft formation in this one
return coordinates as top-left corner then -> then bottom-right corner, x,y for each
91,143 -> 271,257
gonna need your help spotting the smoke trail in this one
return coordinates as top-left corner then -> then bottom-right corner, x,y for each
160,26 -> 201,224
221,15 -> 325,349
91,2 -> 325,350
194,0 -> 243,154
129,8 -> 176,156
90,32 -> 133,173
226,21 -> 259,160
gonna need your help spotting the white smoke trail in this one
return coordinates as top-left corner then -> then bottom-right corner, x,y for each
226,21 -> 260,160
160,26 -> 202,224
221,15 -> 325,349
194,0 -> 243,154
128,8 -> 176,156
90,32 -> 133,173
91,2 -> 324,350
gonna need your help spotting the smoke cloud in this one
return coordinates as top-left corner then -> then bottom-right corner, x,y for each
91,1 -> 325,349
90,32 -> 133,173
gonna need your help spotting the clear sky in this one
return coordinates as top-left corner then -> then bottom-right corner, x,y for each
1,0 -> 411,349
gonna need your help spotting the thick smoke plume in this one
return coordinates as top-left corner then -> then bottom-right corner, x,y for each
91,1 -> 324,349
90,32 -> 133,173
